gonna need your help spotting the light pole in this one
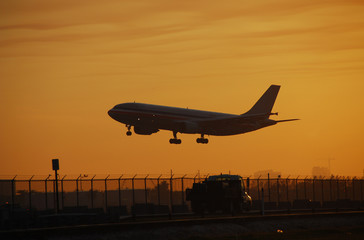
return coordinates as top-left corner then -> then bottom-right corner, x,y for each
52,159 -> 60,213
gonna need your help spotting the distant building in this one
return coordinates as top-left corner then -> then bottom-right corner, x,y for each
254,170 -> 281,178
312,166 -> 330,178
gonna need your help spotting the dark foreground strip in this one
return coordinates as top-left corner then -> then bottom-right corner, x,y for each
2,210 -> 364,239
226,225 -> 364,240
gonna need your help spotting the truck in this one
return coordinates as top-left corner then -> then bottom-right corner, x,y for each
186,174 -> 252,213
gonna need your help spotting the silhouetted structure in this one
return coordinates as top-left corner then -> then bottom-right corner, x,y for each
1,174 -> 364,230
312,166 -> 330,178
186,174 -> 252,213
254,170 -> 281,178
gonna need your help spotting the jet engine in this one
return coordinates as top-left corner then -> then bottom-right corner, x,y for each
134,126 -> 159,135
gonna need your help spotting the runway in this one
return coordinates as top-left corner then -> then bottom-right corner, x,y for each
2,210 -> 364,240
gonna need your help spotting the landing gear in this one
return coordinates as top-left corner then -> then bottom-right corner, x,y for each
169,131 -> 182,144
126,125 -> 132,136
169,138 -> 182,144
196,134 -> 208,144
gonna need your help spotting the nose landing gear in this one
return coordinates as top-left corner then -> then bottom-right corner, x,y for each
196,134 -> 208,144
126,125 -> 132,136
169,131 -> 182,144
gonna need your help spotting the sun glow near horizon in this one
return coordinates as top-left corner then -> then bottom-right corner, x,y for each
0,0 -> 364,177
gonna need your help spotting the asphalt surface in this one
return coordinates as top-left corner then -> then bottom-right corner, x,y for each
2,210 -> 364,240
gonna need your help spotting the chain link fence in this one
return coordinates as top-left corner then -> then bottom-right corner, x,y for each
1,175 -> 364,215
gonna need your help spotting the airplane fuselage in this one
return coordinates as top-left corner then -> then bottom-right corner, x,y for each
108,103 -> 276,136
108,85 -> 298,144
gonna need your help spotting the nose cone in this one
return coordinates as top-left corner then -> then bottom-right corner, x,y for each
108,108 -> 117,120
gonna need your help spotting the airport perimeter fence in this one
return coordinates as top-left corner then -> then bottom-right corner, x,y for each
1,175 -> 364,216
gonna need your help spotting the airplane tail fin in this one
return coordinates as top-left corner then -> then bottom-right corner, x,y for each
243,85 -> 280,116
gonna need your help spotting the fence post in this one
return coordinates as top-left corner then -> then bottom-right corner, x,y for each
76,175 -> 81,207
267,173 -> 270,202
181,175 -> 187,206
312,177 -> 316,202
61,175 -> 66,210
45,177 -> 47,209
286,176 -> 290,202
330,176 -> 333,201
261,188 -> 264,215
295,176 -> 299,200
157,175 -> 162,206
54,173 -> 59,213
11,175 -> 16,212
352,178 -> 355,201
170,173 -> 174,214
45,175 -> 50,209
321,177 -> 325,203
257,176 -> 261,201
28,175 -> 34,210
105,175 -> 110,212
118,175 -> 123,209
53,178 -> 56,211
361,179 -> 363,202
144,175 -> 149,208
277,176 -> 280,205
304,177 -> 307,200
90,175 -> 95,208
337,178 -> 340,200
132,175 -> 136,211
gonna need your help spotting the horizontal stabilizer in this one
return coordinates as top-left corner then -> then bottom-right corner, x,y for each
275,119 -> 300,123
198,112 -> 271,126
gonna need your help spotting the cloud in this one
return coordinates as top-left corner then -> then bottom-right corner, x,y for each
0,23 -> 76,31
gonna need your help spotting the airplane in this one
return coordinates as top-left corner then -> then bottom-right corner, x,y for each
108,85 -> 299,144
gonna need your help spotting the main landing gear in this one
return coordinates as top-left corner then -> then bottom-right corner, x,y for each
196,134 -> 208,144
126,125 -> 132,136
169,131 -> 182,144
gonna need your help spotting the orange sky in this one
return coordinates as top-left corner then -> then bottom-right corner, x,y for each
1,0 -> 364,177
